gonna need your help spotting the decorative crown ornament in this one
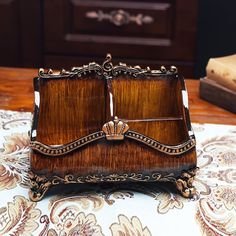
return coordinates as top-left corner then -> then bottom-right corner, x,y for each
102,116 -> 129,140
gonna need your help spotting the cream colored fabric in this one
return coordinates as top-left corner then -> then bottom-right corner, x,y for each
0,109 -> 236,236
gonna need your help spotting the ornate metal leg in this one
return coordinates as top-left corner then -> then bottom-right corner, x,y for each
175,168 -> 198,198
28,171 -> 52,202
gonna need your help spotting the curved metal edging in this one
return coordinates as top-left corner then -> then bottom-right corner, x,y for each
30,130 -> 195,157
126,131 -> 195,155
30,131 -> 105,156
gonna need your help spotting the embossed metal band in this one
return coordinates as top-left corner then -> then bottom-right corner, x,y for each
30,130 -> 195,157
85,9 -> 154,27
126,131 -> 195,155
38,54 -> 177,79
29,167 -> 198,201
30,131 -> 105,156
29,171 -> 177,201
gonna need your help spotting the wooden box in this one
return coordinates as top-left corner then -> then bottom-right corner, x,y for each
29,54 -> 197,201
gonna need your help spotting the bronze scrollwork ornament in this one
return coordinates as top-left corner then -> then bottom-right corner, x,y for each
29,54 -> 197,201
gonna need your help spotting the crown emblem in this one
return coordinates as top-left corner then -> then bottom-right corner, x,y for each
102,116 -> 129,140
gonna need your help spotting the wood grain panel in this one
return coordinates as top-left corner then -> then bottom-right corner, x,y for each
31,139 -> 196,177
0,0 -> 19,66
109,75 -> 188,143
0,1 -> 42,67
128,120 -> 188,145
36,73 -> 188,145
111,76 -> 182,119
36,74 -> 106,145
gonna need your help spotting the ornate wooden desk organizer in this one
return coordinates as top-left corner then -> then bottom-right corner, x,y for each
29,54 -> 197,201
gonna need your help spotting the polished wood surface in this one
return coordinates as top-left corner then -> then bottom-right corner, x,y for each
111,76 -> 188,144
0,67 -> 235,125
32,138 -> 196,178
36,74 -> 188,145
37,75 -> 106,145
30,67 -> 196,184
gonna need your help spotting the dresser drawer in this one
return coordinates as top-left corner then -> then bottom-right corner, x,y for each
44,0 -> 197,72
70,0 -> 173,38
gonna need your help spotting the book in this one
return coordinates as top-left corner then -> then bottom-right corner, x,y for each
206,54 -> 236,92
200,77 -> 236,113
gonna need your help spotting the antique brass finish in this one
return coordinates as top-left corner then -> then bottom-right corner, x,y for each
85,9 -> 154,27
30,131 -> 105,156
102,116 -> 129,140
175,168 -> 199,198
30,132 -> 195,157
38,54 -> 178,79
29,168 -> 198,202
126,131 -> 195,155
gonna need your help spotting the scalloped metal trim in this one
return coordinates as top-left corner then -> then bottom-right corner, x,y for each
30,131 -> 105,156
29,171 -> 177,201
38,54 -> 178,79
126,131 -> 195,155
29,167 -> 198,201
30,130 -> 195,157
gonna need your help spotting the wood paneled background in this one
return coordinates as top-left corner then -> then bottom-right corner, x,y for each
0,0 -> 198,77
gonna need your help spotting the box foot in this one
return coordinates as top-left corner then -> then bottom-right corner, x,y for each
175,168 -> 198,198
28,171 -> 51,202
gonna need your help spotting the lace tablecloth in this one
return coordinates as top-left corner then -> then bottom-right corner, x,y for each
0,109 -> 236,236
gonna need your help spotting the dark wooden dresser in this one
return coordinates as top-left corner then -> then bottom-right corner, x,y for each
0,0 -> 198,77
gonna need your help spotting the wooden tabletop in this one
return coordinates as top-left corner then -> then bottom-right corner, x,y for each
0,67 -> 236,125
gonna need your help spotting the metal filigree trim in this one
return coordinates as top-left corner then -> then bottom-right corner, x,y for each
30,129 -> 195,157
29,171 -> 176,201
51,172 -> 177,184
126,131 -> 196,155
86,9 -> 154,26
176,167 -> 199,198
38,54 -> 178,79
30,131 -> 105,156
29,167 -> 198,201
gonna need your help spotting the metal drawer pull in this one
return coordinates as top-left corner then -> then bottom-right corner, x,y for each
86,9 -> 154,26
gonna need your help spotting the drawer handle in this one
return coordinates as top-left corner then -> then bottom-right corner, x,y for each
86,9 -> 154,26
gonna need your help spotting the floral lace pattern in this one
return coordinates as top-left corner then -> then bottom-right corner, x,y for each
0,110 -> 236,235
